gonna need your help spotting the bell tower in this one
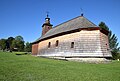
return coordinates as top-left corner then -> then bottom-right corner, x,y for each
42,13 -> 53,36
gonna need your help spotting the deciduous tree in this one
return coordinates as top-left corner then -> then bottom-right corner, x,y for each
7,37 -> 15,50
25,42 -> 32,52
11,36 -> 25,51
0,39 -> 7,51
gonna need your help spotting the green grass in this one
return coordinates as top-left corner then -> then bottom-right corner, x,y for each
0,52 -> 120,81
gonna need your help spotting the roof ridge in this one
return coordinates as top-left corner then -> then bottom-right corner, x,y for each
32,15 -> 97,44
52,16 -> 81,29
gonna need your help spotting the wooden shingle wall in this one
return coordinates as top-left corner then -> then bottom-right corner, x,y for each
100,32 -> 112,57
38,30 -> 111,57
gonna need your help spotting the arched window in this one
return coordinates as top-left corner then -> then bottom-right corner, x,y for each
71,42 -> 74,48
48,42 -> 51,48
56,40 -> 59,47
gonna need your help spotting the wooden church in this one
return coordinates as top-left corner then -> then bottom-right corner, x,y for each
32,13 -> 112,62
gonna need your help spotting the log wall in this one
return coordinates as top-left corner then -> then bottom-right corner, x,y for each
37,30 -> 111,57
100,32 -> 112,57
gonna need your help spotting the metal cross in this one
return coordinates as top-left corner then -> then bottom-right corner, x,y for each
46,11 -> 49,18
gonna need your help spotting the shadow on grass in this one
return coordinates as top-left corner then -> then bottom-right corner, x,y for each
15,52 -> 31,55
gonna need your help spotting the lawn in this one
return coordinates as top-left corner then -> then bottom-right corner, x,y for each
0,52 -> 120,81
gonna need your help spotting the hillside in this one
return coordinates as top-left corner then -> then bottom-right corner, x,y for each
0,52 -> 120,81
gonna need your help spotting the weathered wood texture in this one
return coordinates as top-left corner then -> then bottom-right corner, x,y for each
37,30 -> 111,57
32,43 -> 38,55
100,32 -> 112,57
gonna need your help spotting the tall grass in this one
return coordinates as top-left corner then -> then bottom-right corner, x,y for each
0,52 -> 120,81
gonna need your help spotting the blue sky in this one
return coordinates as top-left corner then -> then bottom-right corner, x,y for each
0,0 -> 120,45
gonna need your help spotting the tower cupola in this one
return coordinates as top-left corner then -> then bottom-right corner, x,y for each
42,13 -> 53,36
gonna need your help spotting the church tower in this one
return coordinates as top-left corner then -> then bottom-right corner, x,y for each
42,14 -> 53,36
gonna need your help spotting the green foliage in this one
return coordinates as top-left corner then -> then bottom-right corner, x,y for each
15,35 -> 24,42
25,42 -> 32,52
99,22 -> 109,31
11,40 -> 17,49
111,49 -> 119,59
0,52 -> 120,81
0,36 -> 25,52
11,38 -> 24,51
7,37 -> 14,50
109,33 -> 120,59
99,22 -> 120,59
0,39 -> 7,50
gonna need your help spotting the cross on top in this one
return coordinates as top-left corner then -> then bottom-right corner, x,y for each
46,11 -> 49,18
80,8 -> 84,16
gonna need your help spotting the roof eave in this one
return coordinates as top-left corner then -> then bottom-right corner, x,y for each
34,27 -> 100,43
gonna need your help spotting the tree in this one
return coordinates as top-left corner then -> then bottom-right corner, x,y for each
11,40 -> 18,51
99,22 -> 120,59
0,39 -> 7,51
18,41 -> 24,51
11,36 -> 25,51
7,37 -> 15,50
25,42 -> 32,52
99,22 -> 109,31
15,36 -> 24,42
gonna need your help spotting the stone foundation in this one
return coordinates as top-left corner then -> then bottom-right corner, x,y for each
38,56 -> 111,63
65,58 -> 111,63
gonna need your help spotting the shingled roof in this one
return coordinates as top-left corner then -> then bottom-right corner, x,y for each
33,16 -> 97,43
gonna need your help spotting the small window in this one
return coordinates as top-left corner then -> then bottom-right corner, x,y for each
48,42 -> 51,48
71,42 -> 74,48
48,27 -> 50,29
56,40 -> 59,47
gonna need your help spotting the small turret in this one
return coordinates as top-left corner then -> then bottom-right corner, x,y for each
42,13 -> 53,36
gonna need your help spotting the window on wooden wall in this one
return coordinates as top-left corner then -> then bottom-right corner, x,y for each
71,42 -> 74,48
56,40 -> 59,47
48,42 -> 51,48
